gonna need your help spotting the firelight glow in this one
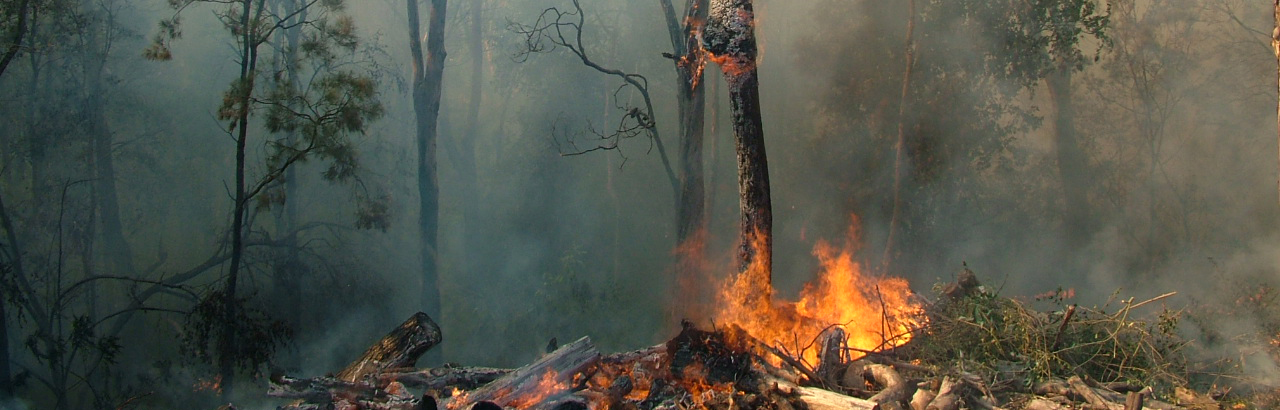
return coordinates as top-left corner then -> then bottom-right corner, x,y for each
713,217 -> 923,366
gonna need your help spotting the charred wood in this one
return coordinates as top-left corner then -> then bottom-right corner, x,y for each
442,336 -> 599,410
337,312 -> 443,383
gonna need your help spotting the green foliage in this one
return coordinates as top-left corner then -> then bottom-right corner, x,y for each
909,282 -> 1188,395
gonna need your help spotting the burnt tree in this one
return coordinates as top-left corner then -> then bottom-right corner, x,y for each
704,0 -> 771,279
660,0 -> 711,320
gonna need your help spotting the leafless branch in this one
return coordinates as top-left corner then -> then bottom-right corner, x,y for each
509,0 -> 678,196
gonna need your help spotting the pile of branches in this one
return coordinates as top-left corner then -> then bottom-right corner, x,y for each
261,271 -> 1244,410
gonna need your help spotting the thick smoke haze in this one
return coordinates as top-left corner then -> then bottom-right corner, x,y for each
1,0 -> 1279,408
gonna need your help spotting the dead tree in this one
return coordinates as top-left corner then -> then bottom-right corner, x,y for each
659,0 -> 711,320
703,0 -> 772,280
511,0 -> 678,198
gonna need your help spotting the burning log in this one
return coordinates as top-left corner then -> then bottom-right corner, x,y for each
337,312 -> 443,382
815,327 -> 848,387
441,336 -> 599,410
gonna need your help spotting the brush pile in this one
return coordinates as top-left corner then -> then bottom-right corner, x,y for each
265,271 -> 1249,410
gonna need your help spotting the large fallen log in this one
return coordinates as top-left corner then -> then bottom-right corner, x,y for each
796,385 -> 882,410
337,312 -> 443,382
441,336 -> 600,410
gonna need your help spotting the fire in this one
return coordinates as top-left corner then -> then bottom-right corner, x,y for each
508,369 -> 571,408
713,217 -> 923,367
706,52 -> 755,79
193,375 -> 222,393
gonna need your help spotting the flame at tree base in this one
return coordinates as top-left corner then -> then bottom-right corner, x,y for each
713,218 -> 923,366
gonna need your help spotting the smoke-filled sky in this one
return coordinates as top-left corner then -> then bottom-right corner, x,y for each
2,0 -> 1280,408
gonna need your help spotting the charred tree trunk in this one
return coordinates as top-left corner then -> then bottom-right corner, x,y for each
883,0 -> 916,274
336,312 -> 442,382
407,0 -> 448,363
662,0 -> 710,320
1047,69 -> 1091,248
704,0 -> 771,280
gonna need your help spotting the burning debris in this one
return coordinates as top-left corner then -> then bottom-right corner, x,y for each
266,268 -> 1239,410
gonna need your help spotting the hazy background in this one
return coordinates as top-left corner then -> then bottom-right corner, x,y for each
2,0 -> 1278,408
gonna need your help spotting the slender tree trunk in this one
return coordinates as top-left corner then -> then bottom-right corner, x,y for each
1047,68 -> 1091,248
705,0 -> 771,281
0,271 -> 9,403
220,0 -> 262,398
407,0 -> 448,364
458,0 -> 481,284
271,0 -> 305,370
882,0 -> 916,274
84,20 -> 134,279
1273,0 -> 1280,204
662,0 -> 709,320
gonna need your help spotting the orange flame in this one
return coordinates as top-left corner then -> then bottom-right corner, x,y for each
713,217 -> 923,367
508,369 -> 571,408
193,375 -> 222,393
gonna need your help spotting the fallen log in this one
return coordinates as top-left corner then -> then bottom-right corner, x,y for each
442,336 -> 600,410
1024,397 -> 1070,410
379,366 -> 511,391
909,387 -> 935,410
1068,376 -> 1122,410
865,363 -> 907,406
926,376 -> 960,410
796,385 -> 881,410
337,312 -> 443,382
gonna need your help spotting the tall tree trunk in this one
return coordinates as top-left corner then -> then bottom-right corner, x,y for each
84,15 -> 134,279
661,0 -> 709,321
0,266 -> 9,403
882,0 -> 916,274
271,0 -> 305,371
408,0 -> 448,364
458,0 -> 481,289
220,0 -> 262,398
1274,0 -> 1280,204
1047,68 -> 1091,248
705,0 -> 771,282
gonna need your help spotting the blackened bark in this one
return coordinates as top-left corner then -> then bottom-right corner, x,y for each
0,265 -> 9,402
408,0 -> 448,363
662,0 -> 710,320
704,0 -> 771,278
1047,69 -> 1091,248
